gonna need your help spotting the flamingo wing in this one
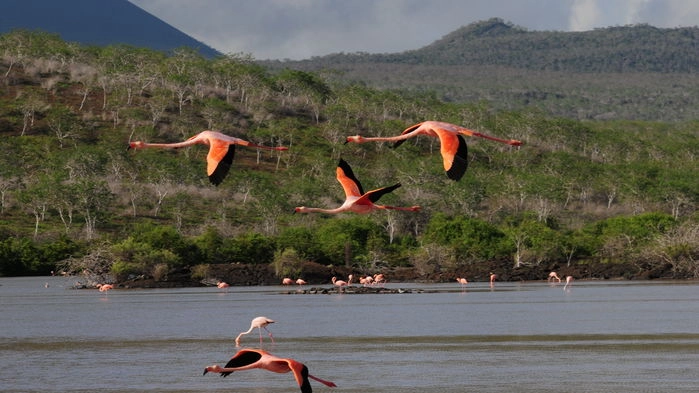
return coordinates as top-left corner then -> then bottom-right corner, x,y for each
357,183 -> 401,204
207,139 -> 235,186
219,349 -> 263,377
336,158 -> 364,197
282,360 -> 312,393
442,133 -> 468,181
392,122 -> 423,149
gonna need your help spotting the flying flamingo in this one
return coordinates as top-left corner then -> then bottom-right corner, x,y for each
548,271 -> 562,283
204,348 -> 337,393
346,121 -> 522,181
456,277 -> 468,289
127,130 -> 289,186
294,158 -> 420,214
235,316 -> 275,347
564,275 -> 574,290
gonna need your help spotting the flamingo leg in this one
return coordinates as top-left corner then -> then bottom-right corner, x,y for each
263,326 -> 275,343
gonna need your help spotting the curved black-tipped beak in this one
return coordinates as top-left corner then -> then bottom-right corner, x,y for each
203,369 -> 208,376
343,140 -> 349,145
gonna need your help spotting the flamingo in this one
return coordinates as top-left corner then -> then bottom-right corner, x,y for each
127,130 -> 288,186
331,275 -> 352,288
97,284 -> 113,292
489,273 -> 497,284
282,278 -> 294,286
564,275 -> 574,290
346,121 -> 522,181
548,271 -> 562,283
295,278 -> 307,286
294,158 -> 420,214
235,316 -> 275,347
217,281 -> 230,289
373,273 -> 386,286
359,276 -> 373,286
204,348 -> 337,393
456,277 -> 468,289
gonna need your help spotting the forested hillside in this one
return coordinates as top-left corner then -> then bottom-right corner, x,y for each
262,19 -> 699,122
0,31 -> 697,285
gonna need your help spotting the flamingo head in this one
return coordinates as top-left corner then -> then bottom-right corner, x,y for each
203,365 -> 223,375
293,207 -> 307,214
507,139 -> 523,146
345,135 -> 364,144
127,141 -> 145,150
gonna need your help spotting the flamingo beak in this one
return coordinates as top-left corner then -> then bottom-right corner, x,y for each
203,369 -> 209,375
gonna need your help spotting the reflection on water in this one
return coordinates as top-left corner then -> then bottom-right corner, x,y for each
1,276 -> 698,392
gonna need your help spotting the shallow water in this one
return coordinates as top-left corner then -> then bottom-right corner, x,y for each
1,276 -> 698,392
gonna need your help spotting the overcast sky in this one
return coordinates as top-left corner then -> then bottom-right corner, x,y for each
128,0 -> 699,60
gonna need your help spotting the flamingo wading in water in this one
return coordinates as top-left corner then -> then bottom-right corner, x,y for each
204,348 -> 337,393
127,130 -> 288,186
294,158 -> 420,214
235,316 -> 275,347
346,121 -> 522,181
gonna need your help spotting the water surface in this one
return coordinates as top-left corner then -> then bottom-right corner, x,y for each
2,276 -> 698,392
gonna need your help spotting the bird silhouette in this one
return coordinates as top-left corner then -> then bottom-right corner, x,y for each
294,158 -> 420,214
127,130 -> 288,186
346,121 -> 522,181
236,316 -> 275,347
204,348 -> 337,393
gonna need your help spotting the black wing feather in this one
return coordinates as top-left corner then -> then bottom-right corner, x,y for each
446,135 -> 468,181
209,145 -> 235,186
338,158 -> 364,195
366,183 -> 401,203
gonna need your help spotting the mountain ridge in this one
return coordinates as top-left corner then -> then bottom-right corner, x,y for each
0,0 -> 220,58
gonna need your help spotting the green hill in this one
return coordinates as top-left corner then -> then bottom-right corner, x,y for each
261,19 -> 699,121
0,30 -> 697,283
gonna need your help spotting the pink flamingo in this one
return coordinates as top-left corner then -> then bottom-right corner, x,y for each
294,158 -> 420,214
295,278 -> 307,286
489,273 -> 497,284
331,275 -> 352,288
359,276 -> 373,286
456,277 -> 468,289
97,284 -> 113,292
564,275 -> 574,290
548,271 -> 561,283
204,348 -> 337,393
127,130 -> 288,186
282,278 -> 294,286
235,316 -> 275,347
346,121 -> 522,181
217,281 -> 230,289
373,273 -> 386,286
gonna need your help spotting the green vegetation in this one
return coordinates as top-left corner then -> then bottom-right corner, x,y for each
0,30 -> 697,283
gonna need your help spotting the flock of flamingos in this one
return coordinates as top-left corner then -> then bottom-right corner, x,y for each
128,120 -> 522,214
125,120 -> 527,392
